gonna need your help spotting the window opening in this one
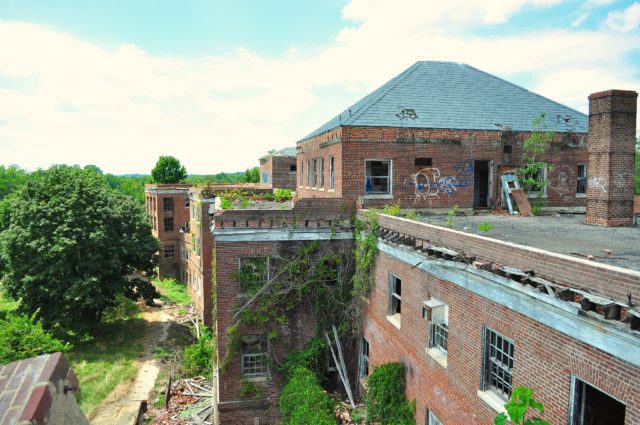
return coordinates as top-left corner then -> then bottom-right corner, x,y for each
481,327 -> 514,400
415,157 -> 433,167
359,337 -> 369,378
164,217 -> 174,232
329,156 -> 335,190
427,409 -> 443,425
577,164 -> 587,194
320,158 -> 325,188
241,336 -> 268,378
571,379 -> 625,425
365,160 -> 391,194
238,257 -> 269,295
164,245 -> 175,258
388,274 -> 402,315
163,197 -> 174,212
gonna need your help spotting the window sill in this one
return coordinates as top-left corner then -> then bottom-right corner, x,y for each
328,189 -> 335,193
526,193 -> 548,199
242,376 -> 268,383
319,188 -> 324,192
576,193 -> 586,198
426,347 -> 448,368
364,194 -> 393,200
386,314 -> 401,330
477,390 -> 507,415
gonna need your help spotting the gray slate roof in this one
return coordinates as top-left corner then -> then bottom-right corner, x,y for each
261,147 -> 297,159
300,61 -> 588,142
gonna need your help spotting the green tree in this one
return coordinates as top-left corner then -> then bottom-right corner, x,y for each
279,367 -> 335,425
0,165 -> 29,200
151,155 -> 187,183
0,311 -> 71,364
516,113 -> 555,193
243,166 -> 260,183
365,362 -> 415,424
0,165 -> 161,329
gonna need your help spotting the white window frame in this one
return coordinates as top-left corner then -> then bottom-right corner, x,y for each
312,159 -> 318,189
365,159 -> 392,196
427,410 -> 443,425
319,157 -> 325,189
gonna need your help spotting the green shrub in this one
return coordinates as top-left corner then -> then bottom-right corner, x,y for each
405,209 -> 418,220
220,197 -> 232,210
382,203 -> 401,216
446,205 -> 459,229
274,188 -> 293,202
495,386 -> 550,425
279,367 -> 335,425
0,311 -> 71,364
240,380 -> 264,400
182,327 -> 214,378
365,362 -> 415,425
477,222 -> 494,232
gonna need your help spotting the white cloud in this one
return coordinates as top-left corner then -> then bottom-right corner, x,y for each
605,2 -> 640,32
0,1 -> 639,174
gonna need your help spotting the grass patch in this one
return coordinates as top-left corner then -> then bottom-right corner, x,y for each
153,278 -> 192,306
67,296 -> 146,417
0,294 -> 19,319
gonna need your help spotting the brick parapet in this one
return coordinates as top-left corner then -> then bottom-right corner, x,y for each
364,211 -> 640,302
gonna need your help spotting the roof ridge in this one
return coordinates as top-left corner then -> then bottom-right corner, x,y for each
347,61 -> 422,124
463,63 -> 588,123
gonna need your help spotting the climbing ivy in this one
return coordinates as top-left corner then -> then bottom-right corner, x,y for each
365,362 -> 415,425
353,209 -> 379,298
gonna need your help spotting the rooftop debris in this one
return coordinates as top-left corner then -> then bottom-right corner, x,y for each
378,227 -> 640,333
145,377 -> 213,425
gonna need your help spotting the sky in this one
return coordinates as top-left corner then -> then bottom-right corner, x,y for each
0,0 -> 639,174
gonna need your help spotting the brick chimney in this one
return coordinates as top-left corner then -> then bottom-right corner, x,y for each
585,89 -> 638,226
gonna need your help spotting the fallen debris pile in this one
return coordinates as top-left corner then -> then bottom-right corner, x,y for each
145,377 -> 213,425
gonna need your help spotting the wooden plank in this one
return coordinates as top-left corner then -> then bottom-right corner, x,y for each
511,189 -> 533,217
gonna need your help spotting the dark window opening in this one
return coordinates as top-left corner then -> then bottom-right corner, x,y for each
503,145 -> 513,153
577,164 -> 587,194
163,197 -> 174,212
359,338 -> 369,377
365,160 -> 391,194
164,217 -> 174,232
481,327 -> 514,400
164,244 -> 175,258
289,164 -> 297,173
388,274 -> 401,315
572,379 -> 625,425
415,157 -> 432,167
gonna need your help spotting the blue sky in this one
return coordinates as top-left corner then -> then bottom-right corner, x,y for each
0,0 -> 638,173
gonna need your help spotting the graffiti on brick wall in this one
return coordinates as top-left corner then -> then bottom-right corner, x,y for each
613,172 -> 631,190
549,165 -> 573,195
406,168 -> 457,200
452,160 -> 474,189
588,177 -> 607,193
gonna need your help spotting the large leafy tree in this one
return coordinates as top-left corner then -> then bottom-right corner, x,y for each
0,165 -> 161,328
151,155 -> 187,183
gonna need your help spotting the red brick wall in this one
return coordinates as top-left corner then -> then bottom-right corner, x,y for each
365,251 -> 640,425
213,237 -> 353,425
585,90 -> 638,226
298,126 -> 588,210
260,156 -> 297,189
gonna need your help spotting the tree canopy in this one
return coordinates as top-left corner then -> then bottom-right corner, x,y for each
0,165 -> 161,329
243,166 -> 260,183
151,155 -> 187,183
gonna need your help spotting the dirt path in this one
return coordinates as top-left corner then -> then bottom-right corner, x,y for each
90,303 -> 173,425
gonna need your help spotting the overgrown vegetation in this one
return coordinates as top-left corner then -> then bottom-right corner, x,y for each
353,210 -> 379,298
382,203 -> 401,216
279,367 -> 335,425
66,296 -> 146,416
0,310 -> 71,364
365,362 -> 415,425
405,209 -> 418,220
218,188 -> 292,210
0,165 -> 160,330
446,205 -> 459,229
477,222 -> 494,232
240,380 -> 264,400
495,386 -> 550,425
182,326 -> 215,379
153,278 -> 193,306
516,113 -> 554,194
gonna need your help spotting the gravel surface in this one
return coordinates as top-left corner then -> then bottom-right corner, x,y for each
420,213 -> 640,272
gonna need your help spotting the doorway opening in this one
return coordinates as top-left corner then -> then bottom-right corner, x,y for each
571,378 -> 625,425
473,160 -> 490,208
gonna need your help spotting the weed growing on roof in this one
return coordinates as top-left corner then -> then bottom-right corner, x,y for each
477,222 -> 494,232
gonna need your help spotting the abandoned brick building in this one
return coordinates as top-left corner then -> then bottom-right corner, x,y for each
147,61 -> 639,425
259,147 -> 297,190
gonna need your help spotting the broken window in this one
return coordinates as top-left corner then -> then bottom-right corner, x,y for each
577,164 -> 587,195
426,409 -> 443,425
524,166 -> 548,197
329,156 -> 335,190
241,335 -> 268,378
238,257 -> 269,295
571,379 -> 625,425
320,158 -> 325,189
289,164 -> 297,173
365,160 -> 391,194
164,217 -> 174,232
481,327 -> 514,400
359,337 -> 369,378
415,157 -> 432,167
388,274 -> 402,316
163,197 -> 174,212
164,244 -> 175,258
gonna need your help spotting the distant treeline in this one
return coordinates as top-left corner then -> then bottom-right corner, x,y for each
0,165 -> 257,206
